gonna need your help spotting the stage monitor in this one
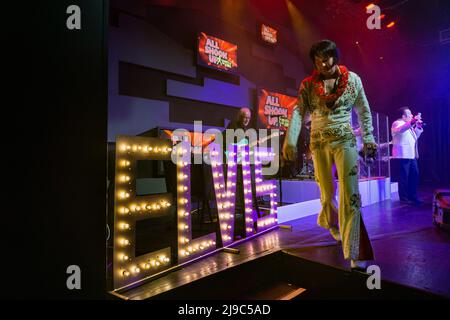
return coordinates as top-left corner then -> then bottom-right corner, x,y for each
197,32 -> 238,74
257,89 -> 297,131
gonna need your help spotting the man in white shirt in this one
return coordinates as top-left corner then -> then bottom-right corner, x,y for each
391,107 -> 424,205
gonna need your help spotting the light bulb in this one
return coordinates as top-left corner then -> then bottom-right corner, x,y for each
120,223 -> 130,230
132,267 -> 140,274
122,270 -> 130,277
119,191 -> 130,199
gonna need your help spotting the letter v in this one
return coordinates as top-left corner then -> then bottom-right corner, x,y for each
209,143 -> 237,246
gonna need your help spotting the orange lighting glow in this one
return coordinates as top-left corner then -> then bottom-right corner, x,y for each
366,3 -> 375,10
386,21 -> 396,28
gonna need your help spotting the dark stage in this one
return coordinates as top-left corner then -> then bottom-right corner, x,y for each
114,187 -> 450,300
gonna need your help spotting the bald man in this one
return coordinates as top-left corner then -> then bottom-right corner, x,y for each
227,107 -> 252,131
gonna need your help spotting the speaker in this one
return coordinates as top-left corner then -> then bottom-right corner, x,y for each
433,189 -> 450,230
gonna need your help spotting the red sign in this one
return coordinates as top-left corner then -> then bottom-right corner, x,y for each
258,89 -> 297,131
162,129 -> 215,148
261,24 -> 277,44
198,32 -> 238,73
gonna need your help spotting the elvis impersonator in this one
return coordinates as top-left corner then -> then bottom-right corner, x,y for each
282,40 -> 377,270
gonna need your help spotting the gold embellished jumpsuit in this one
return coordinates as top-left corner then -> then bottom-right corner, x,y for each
284,71 -> 374,260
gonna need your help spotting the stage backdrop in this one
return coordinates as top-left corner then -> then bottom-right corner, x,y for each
108,1 -> 308,142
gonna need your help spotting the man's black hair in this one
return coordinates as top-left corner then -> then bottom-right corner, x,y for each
309,39 -> 340,65
398,106 -> 411,116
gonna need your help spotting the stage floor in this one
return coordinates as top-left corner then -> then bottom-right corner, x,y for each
116,186 -> 450,300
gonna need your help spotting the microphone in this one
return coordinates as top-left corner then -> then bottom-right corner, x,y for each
413,113 -> 426,127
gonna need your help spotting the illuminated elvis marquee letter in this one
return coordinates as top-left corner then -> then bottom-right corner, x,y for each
209,142 -> 237,246
239,144 -> 258,237
113,136 -> 173,289
253,147 -> 278,231
239,145 -> 278,235
211,143 -> 279,241
175,141 -> 217,264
